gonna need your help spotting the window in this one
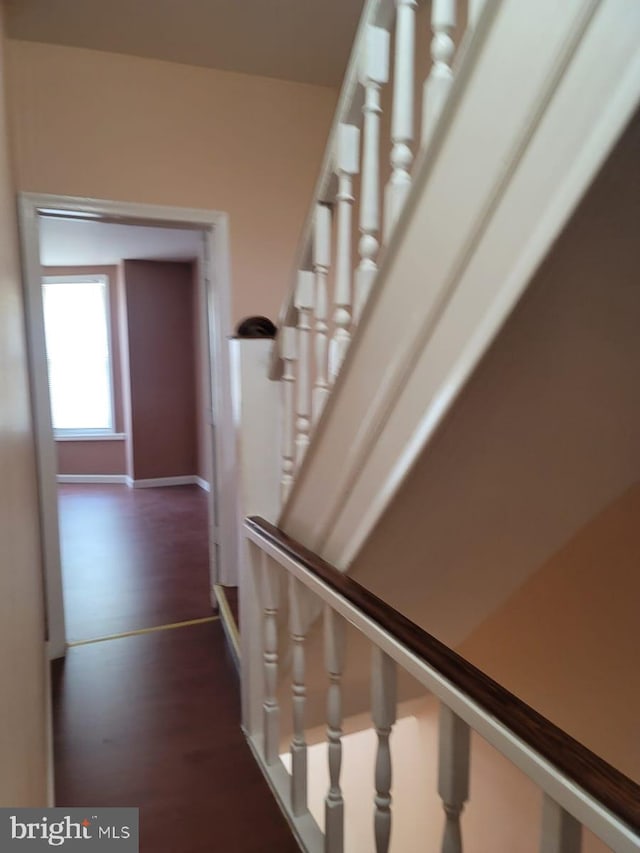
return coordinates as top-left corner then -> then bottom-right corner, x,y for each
42,275 -> 115,435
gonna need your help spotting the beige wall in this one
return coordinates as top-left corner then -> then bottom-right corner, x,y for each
0,9 -> 48,806
330,482 -> 632,848
6,39 -> 337,326
350,108 -> 640,650
458,483 -> 640,782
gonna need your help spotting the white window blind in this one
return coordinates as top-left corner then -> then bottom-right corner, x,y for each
42,276 -> 114,434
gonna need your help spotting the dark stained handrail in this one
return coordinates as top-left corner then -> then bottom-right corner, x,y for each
245,515 -> 640,834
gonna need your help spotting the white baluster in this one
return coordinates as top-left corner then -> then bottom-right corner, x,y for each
384,0 -> 417,241
468,0 -> 488,28
540,795 -> 582,853
261,554 -> 280,766
371,647 -> 397,853
324,607 -> 346,853
313,205 -> 331,422
438,704 -> 470,853
289,576 -> 311,816
422,0 -> 457,147
280,326 -> 297,505
330,123 -> 360,383
355,25 -> 390,324
295,270 -> 314,467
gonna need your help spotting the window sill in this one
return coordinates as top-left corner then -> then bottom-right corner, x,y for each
55,433 -> 126,442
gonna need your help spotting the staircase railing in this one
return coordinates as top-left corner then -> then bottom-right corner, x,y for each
244,516 -> 640,853
274,0 -> 486,507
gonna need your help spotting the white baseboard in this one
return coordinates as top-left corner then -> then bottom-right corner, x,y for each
58,473 -> 212,490
214,583 -> 240,672
131,475 -> 208,489
57,474 -> 128,484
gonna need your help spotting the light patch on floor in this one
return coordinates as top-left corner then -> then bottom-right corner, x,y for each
66,614 -> 220,647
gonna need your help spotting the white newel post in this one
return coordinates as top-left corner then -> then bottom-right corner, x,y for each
422,0 -> 456,147
324,607 -> 346,853
231,339 -> 280,738
384,0 -> 417,242
261,553 -> 281,766
330,123 -> 360,383
539,796 -> 582,853
313,204 -> 332,423
280,326 -> 297,505
438,704 -> 470,853
355,25 -> 390,325
289,576 -> 311,817
295,271 -> 314,467
371,647 -> 397,853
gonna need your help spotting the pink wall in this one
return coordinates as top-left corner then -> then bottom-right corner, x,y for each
56,440 -> 126,476
192,255 -> 212,484
7,40 -> 337,326
48,260 -> 207,480
124,260 -> 197,480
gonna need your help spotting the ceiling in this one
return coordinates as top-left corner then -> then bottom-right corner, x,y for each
5,0 -> 366,87
39,217 -> 203,267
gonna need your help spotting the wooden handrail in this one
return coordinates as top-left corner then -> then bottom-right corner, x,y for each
245,515 -> 640,834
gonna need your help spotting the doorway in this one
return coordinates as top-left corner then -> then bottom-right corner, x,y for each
19,193 -> 237,657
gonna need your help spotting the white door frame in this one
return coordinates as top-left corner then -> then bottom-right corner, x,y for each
18,192 -> 237,659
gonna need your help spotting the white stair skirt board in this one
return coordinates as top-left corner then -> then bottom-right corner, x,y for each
57,474 -> 128,485
129,475 -> 211,489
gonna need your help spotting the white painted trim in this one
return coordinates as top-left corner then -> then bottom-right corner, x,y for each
19,193 -> 235,659
269,0 -> 396,362
19,199 -> 67,659
195,476 -> 211,492
131,475 -> 200,488
57,474 -> 128,485
246,522 -> 639,853
245,732 -> 324,853
55,433 -> 126,442
44,649 -> 55,807
280,0 -> 640,572
214,582 -> 240,671
229,340 -> 281,736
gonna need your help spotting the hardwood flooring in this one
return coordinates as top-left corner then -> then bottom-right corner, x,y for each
52,621 -> 298,852
57,484 -> 212,642
51,485 -> 294,851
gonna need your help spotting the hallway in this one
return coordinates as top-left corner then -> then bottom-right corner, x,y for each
52,484 -> 297,851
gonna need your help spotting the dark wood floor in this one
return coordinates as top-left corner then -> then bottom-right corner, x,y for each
58,484 -> 212,641
52,621 -> 298,852
51,484 -> 290,851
